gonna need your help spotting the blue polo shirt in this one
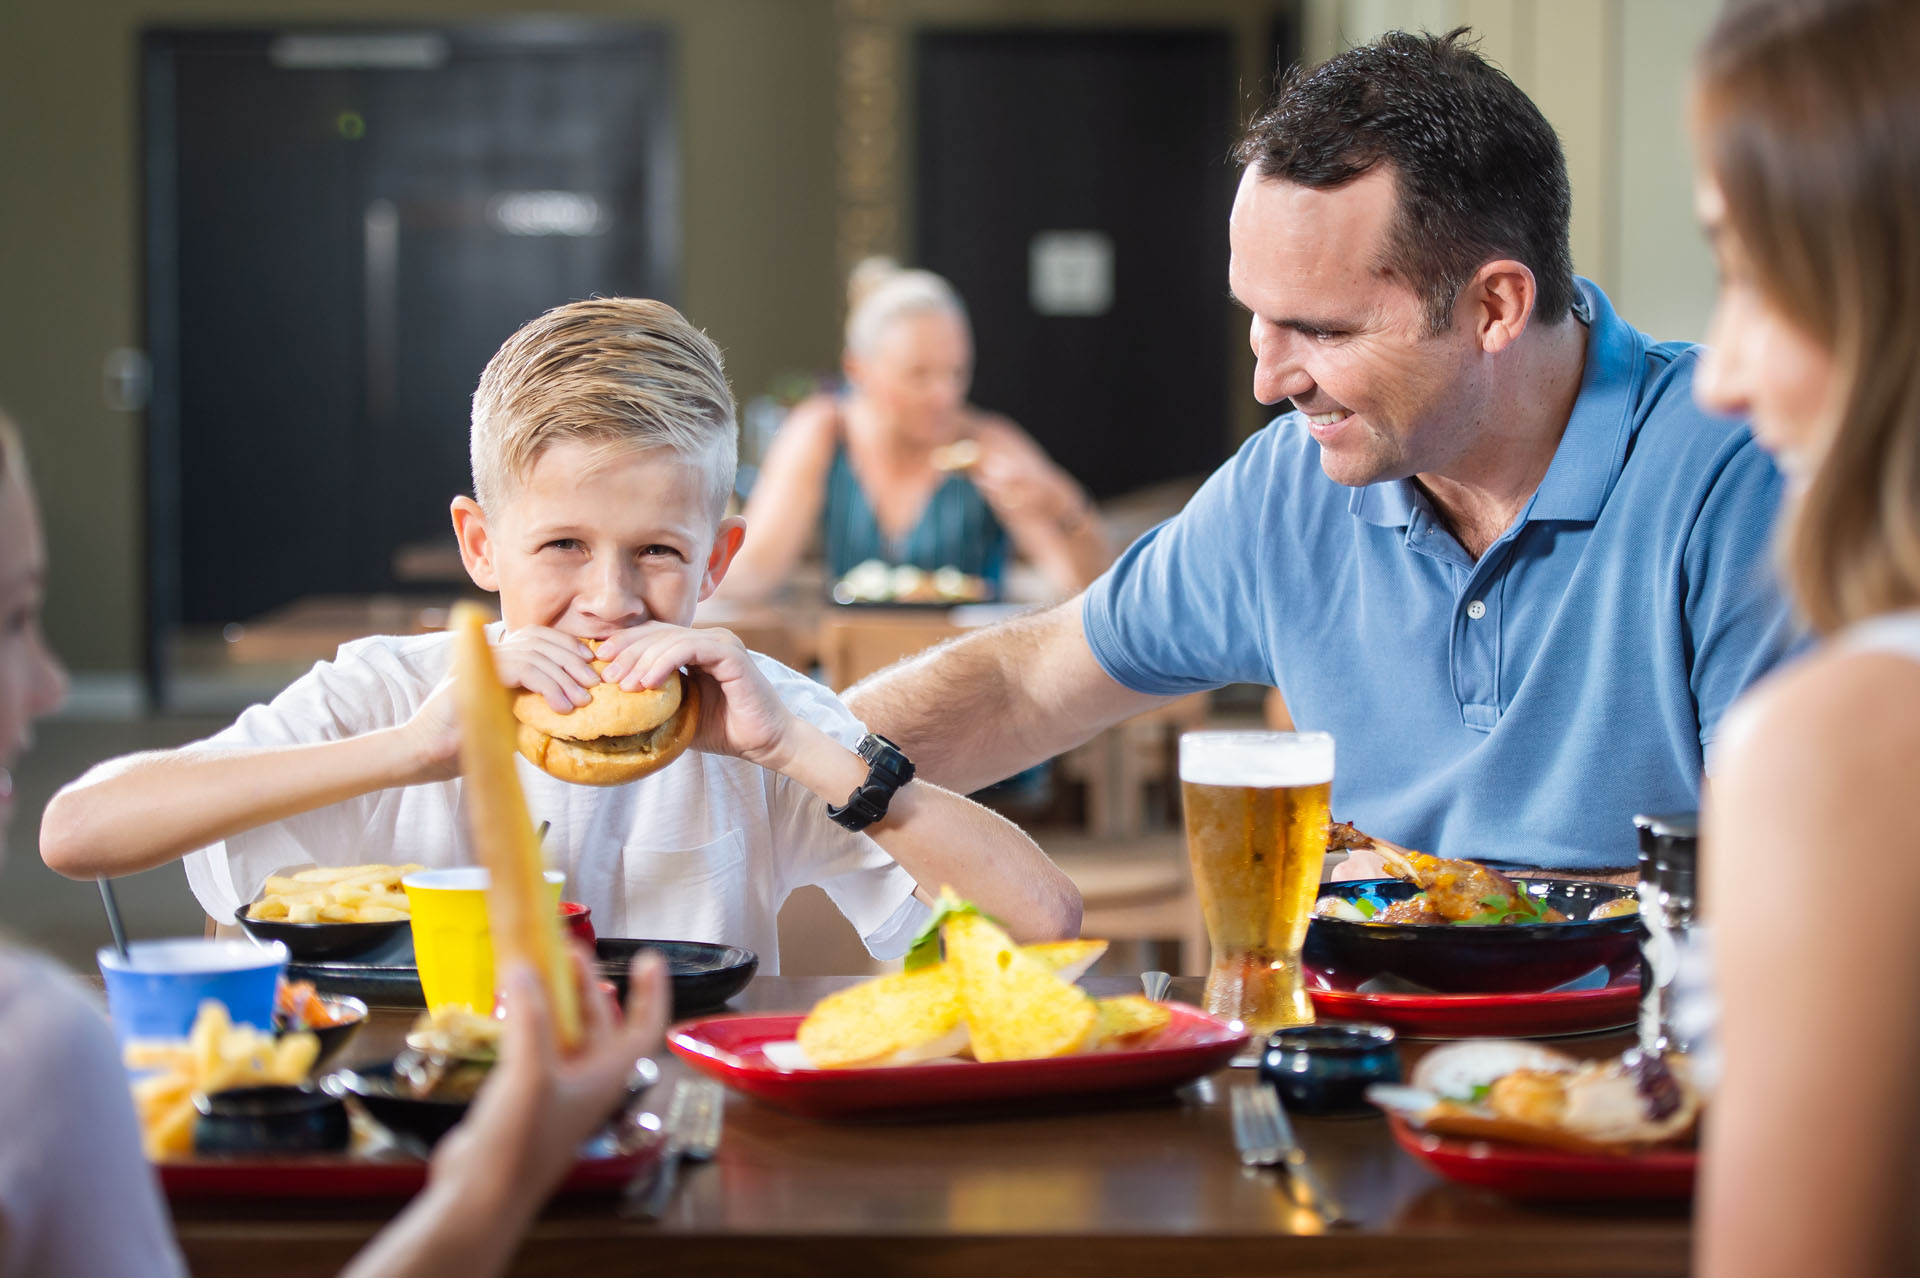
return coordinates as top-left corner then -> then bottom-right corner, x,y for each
1083,280 -> 1800,870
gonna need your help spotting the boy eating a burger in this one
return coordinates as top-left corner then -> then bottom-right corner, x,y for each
42,299 -> 1082,962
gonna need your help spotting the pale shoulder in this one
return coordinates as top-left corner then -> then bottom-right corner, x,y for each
1714,644 -> 1920,843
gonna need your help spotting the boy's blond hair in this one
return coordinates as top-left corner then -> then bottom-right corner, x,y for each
470,297 -> 738,514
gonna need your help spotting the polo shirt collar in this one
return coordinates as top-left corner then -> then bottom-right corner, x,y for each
1347,278 -> 1643,529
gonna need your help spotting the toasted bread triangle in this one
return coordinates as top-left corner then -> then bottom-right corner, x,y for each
945,913 -> 1097,1063
1020,939 -> 1108,984
1089,994 -> 1173,1049
795,963 -> 964,1068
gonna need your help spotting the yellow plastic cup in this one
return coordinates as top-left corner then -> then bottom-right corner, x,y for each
403,867 -> 565,1013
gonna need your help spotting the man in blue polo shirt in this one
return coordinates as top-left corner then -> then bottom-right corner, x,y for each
847,29 -> 1798,874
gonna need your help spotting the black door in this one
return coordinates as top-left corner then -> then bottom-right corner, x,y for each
142,25 -> 677,696
915,29 -> 1237,500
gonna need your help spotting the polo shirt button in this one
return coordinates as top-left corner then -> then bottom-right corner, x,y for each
1466,599 -> 1487,620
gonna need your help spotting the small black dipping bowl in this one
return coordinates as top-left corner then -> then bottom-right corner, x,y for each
1302,878 -> 1642,994
237,908 -> 410,962
1259,1022 -> 1400,1114
326,1062 -> 471,1148
193,1084 -> 350,1156
328,1056 -> 660,1149
275,993 -> 368,1075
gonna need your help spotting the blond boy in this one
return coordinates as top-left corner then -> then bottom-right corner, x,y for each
43,300 -> 1081,963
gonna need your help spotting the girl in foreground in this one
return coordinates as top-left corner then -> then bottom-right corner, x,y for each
0,413 -> 667,1275
1690,1 -> 1920,1274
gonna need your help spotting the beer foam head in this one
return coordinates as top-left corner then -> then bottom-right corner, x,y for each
1179,731 -> 1334,787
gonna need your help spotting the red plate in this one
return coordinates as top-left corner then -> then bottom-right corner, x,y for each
667,1003 -> 1247,1118
158,1143 -> 656,1200
1308,972 -> 1639,1038
1387,1114 -> 1696,1200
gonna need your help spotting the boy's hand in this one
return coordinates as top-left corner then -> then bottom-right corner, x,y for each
399,627 -> 603,782
597,623 -> 800,770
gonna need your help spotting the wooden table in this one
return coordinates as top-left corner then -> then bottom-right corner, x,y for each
168,975 -> 1690,1277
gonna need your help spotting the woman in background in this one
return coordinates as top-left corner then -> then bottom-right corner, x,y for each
718,259 -> 1111,603
1688,2 -> 1920,1274
0,410 -> 667,1276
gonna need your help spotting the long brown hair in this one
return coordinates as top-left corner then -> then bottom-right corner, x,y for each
1693,0 -> 1920,634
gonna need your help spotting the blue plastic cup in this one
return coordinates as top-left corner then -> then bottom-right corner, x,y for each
97,938 -> 290,1047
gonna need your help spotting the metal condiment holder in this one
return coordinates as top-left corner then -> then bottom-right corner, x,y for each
1632,812 -> 1698,1055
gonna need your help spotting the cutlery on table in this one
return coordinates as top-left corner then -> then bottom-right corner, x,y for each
1230,1084 -> 1353,1226
622,1077 -> 723,1221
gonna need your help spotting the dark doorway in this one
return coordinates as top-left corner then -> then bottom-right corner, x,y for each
142,25 -> 677,702
914,29 -> 1237,501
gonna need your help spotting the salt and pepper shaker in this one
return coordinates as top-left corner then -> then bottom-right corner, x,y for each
1632,812 -> 1699,1055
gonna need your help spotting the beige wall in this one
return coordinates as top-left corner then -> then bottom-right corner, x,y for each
1303,0 -> 1722,341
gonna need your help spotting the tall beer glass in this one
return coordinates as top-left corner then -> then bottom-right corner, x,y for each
1179,730 -> 1334,1033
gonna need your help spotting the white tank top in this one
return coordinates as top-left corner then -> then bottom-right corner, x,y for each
1840,607 -> 1920,662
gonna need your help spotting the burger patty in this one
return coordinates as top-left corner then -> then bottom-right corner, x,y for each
561,718 -> 679,754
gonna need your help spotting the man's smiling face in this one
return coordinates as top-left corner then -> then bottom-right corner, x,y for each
1229,165 -> 1489,488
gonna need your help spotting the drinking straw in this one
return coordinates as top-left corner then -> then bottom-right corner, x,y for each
97,876 -> 131,960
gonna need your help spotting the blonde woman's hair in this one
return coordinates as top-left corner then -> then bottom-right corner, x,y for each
843,257 -> 968,358
1694,0 -> 1920,634
470,297 -> 738,514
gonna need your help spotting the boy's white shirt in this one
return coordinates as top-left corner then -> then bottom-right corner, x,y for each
167,629 -> 929,972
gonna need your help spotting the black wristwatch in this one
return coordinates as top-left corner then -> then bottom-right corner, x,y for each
826,733 -> 916,832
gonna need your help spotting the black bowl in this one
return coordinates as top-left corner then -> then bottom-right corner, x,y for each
275,993 -> 368,1074
594,938 -> 758,1016
326,1061 -> 472,1147
1259,1022 -> 1401,1115
237,908 -> 410,961
328,1056 -> 662,1150
193,1084 -> 349,1156
1303,879 -> 1642,994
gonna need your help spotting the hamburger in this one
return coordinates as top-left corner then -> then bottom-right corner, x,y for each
511,657 -> 699,786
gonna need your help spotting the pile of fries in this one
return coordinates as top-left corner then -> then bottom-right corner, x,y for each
124,1001 -> 319,1160
245,862 -> 424,924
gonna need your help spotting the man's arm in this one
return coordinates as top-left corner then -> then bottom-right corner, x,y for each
843,598 -> 1171,793
39,728 -> 441,879
759,716 -> 1081,941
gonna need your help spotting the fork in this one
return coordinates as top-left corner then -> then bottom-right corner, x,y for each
1230,1085 -> 1352,1226
622,1078 -> 723,1221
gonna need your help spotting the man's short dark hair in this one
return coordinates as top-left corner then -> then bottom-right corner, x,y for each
1234,28 -> 1575,332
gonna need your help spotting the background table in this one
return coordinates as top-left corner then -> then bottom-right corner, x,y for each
167,975 -> 1691,1277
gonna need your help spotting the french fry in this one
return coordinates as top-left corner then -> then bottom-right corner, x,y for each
449,603 -> 580,1050
250,861 -> 425,924
124,1002 -> 323,1161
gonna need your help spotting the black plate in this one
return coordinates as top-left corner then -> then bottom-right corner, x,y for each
287,937 -> 758,1015
237,909 -> 410,961
1303,878 -> 1642,994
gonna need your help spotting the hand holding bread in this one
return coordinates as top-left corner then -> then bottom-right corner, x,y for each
596,621 -> 801,771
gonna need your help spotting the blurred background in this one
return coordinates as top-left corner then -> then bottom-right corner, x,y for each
0,0 -> 1724,971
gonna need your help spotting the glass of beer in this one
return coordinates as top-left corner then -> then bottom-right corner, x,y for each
1179,730 -> 1334,1033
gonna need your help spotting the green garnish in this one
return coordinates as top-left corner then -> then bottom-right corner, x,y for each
1458,890 -> 1557,926
902,888 -> 1002,971
1353,896 -> 1379,919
